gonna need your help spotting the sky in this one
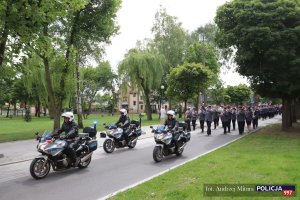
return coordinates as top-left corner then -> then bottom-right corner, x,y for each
103,0 -> 248,86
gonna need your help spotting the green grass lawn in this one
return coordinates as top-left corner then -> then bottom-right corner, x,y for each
109,123 -> 300,200
0,113 -> 161,143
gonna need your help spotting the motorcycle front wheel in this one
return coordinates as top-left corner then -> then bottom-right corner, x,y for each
103,139 -> 115,153
175,142 -> 184,156
153,146 -> 163,162
30,157 -> 51,179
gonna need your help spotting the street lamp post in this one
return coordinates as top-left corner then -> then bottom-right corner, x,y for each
159,85 -> 165,109
159,85 -> 165,117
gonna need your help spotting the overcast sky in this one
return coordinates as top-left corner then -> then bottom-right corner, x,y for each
103,0 -> 248,86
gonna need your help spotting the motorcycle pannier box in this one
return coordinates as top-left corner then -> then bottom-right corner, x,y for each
83,127 -> 97,138
178,122 -> 187,131
87,140 -> 97,151
130,120 -> 140,127
135,129 -> 142,137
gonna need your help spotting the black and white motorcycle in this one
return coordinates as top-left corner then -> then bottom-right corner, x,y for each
30,124 -> 98,179
100,119 -> 142,153
151,125 -> 191,162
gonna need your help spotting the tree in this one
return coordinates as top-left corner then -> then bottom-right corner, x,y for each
185,42 -> 220,75
63,0 -> 121,128
225,84 -> 252,105
166,62 -> 213,111
118,49 -> 165,120
16,0 -> 120,129
81,62 -> 117,119
215,0 -> 300,130
151,7 -> 187,109
0,0 -> 37,67
151,7 -> 187,70
208,80 -> 226,105
185,23 -> 221,107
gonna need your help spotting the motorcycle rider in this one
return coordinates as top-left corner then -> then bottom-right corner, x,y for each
164,110 -> 179,149
55,112 -> 80,167
116,108 -> 131,144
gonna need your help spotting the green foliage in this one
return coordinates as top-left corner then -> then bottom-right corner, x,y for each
208,80 -> 226,105
81,62 -> 117,114
225,84 -> 252,105
166,63 -> 213,103
185,41 -> 220,75
151,7 -> 187,70
70,0 -> 121,62
215,0 -> 300,98
119,49 -> 165,92
119,48 -> 165,120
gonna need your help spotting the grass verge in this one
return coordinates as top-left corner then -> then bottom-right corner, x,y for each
109,123 -> 300,200
0,113 -> 161,143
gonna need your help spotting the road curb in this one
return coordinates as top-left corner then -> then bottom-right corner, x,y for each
98,125 -> 269,200
0,158 -> 32,166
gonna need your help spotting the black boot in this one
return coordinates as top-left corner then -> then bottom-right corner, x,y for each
73,157 -> 80,167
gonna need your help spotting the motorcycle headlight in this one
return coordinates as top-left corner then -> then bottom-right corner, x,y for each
155,134 -> 164,140
38,143 -> 45,152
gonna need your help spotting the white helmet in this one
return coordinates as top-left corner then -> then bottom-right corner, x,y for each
167,110 -> 175,118
120,108 -> 127,116
61,112 -> 74,122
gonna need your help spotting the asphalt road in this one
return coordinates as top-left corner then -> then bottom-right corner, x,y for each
0,117 -> 280,200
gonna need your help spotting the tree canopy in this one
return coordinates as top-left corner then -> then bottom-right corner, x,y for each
215,0 -> 300,129
166,62 -> 213,110
225,84 -> 252,105
118,48 -> 165,120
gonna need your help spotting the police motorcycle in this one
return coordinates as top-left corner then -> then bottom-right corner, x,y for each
150,124 -> 191,162
30,123 -> 98,179
100,116 -> 143,153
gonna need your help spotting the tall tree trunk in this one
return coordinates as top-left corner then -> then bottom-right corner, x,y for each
0,1 -> 10,68
35,101 -> 41,117
282,96 -> 292,131
144,94 -> 152,120
13,103 -> 17,115
142,88 -> 152,120
291,98 -> 296,123
35,104 -> 38,117
75,62 -> 83,128
184,100 -> 187,112
6,102 -> 10,118
43,56 -> 60,129
43,105 -> 47,116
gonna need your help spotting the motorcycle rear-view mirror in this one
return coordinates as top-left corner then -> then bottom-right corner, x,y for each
150,126 -> 153,129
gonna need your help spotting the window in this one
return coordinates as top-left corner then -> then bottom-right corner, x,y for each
140,105 -> 143,110
133,101 -> 136,106
133,93 -> 137,97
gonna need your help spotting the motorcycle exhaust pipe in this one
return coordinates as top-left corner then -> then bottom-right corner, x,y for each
179,142 -> 187,151
81,152 -> 93,162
